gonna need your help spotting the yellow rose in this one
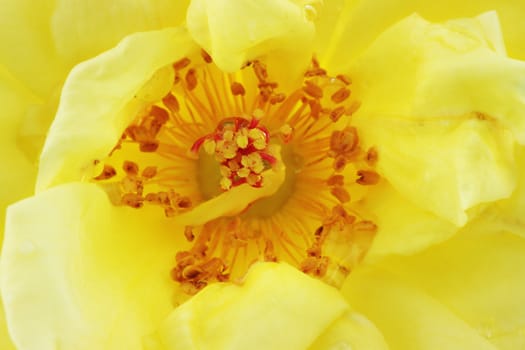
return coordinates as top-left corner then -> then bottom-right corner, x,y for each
1,1 -> 525,349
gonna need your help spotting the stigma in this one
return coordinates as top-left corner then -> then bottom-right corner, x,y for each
92,50 -> 380,297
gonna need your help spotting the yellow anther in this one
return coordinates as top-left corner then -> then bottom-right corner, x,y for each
246,173 -> 262,186
223,130 -> 235,141
218,141 -> 238,159
220,165 -> 232,178
248,128 -> 264,140
253,108 -> 265,120
220,177 -> 232,190
280,124 -> 292,136
203,139 -> 216,155
236,134 -> 249,149
241,153 -> 264,174
253,139 -> 267,150
248,128 -> 267,150
237,167 -> 251,178
227,159 -> 240,171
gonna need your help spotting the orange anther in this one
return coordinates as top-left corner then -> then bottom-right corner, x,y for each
184,227 -> 195,242
366,147 -> 378,166
201,49 -> 213,63
336,74 -> 352,85
123,161 -> 139,176
253,61 -> 268,82
139,141 -> 159,152
141,166 -> 158,179
330,186 -> 351,203
93,164 -> 117,180
345,101 -> 361,116
177,196 -> 192,209
356,170 -> 380,185
331,87 -> 351,103
163,93 -> 180,114
303,81 -> 323,99
121,193 -> 143,208
327,174 -> 344,186
173,57 -> 191,70
330,106 -> 346,122
231,82 -> 246,96
185,68 -> 198,91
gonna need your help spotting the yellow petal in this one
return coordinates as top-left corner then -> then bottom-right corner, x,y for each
0,1 -> 65,96
0,1 -> 189,98
357,181 -> 457,259
0,301 -> 15,350
308,311 -> 388,350
462,145 -> 525,238
148,262 -> 349,350
377,230 -> 525,349
317,1 -> 525,70
1,183 -> 189,350
0,66 -> 39,235
343,266 -> 498,350
36,28 -> 198,191
0,61 -> 41,350
351,13 -> 518,225
186,0 -> 317,84
51,0 -> 189,68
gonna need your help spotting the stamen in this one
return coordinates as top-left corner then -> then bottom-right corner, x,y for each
330,186 -> 351,203
185,69 -> 198,91
94,164 -> 116,180
356,170 -> 380,185
331,87 -> 351,103
93,55 -> 381,296
230,82 -> 246,96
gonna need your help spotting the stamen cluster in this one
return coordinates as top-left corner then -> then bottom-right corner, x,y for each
92,50 -> 381,297
191,116 -> 276,190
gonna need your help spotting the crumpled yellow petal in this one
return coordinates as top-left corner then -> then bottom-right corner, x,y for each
479,146 -> 525,237
51,0 -> 189,68
0,0 -> 189,98
350,13 -> 518,226
343,266 -> 498,350
308,311 -> 388,350
1,183 -> 190,350
186,0 -> 317,84
0,1 -> 65,97
0,68 -> 39,350
37,28 -> 198,191
145,262 -> 386,350
376,229 -> 525,349
0,66 -> 39,235
317,1 -> 525,71
356,181 -> 457,259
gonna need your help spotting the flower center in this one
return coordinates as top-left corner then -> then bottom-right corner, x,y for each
191,116 -> 276,191
93,50 -> 380,297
